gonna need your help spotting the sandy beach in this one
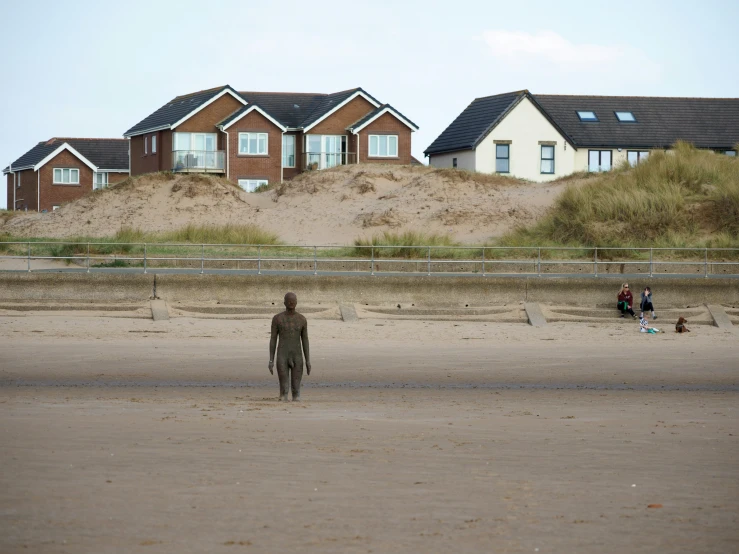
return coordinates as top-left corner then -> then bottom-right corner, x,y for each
1,316 -> 737,553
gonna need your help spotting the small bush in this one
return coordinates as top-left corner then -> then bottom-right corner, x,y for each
353,231 -> 458,258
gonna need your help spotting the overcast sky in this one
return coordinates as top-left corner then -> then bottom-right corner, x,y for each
2,0 -> 738,208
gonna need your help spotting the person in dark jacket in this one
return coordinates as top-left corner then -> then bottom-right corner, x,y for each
617,283 -> 637,319
640,286 -> 657,320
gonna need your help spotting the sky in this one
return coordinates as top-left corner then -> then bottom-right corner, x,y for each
2,0 -> 738,208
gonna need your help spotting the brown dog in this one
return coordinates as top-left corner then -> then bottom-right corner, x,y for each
675,317 -> 691,333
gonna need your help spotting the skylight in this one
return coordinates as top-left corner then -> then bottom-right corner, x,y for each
615,111 -> 636,122
577,111 -> 598,122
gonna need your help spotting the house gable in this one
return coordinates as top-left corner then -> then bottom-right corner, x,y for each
174,93 -> 244,133
219,104 -> 287,131
124,86 -> 246,137
307,95 -> 377,135
350,105 -> 419,134
34,143 -> 97,172
303,91 -> 380,133
475,96 -> 576,181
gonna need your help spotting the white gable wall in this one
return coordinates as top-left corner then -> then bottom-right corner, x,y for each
475,97 -> 575,182
428,149 -> 476,171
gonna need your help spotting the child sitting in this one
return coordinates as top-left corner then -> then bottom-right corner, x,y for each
640,316 -> 661,334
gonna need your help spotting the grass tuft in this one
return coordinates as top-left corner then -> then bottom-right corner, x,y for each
499,142 -> 739,248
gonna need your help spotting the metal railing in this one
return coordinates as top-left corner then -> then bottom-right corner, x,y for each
0,243 -> 738,277
302,152 -> 357,171
172,150 -> 225,172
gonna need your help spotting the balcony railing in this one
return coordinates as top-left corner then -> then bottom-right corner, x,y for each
302,152 -> 357,171
172,150 -> 225,173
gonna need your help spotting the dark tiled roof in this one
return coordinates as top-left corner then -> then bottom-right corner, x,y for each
348,104 -> 419,131
533,95 -> 739,148
236,91 -> 328,128
124,85 -> 243,136
424,91 -> 524,155
3,138 -> 129,172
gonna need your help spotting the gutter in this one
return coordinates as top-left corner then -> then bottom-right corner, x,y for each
9,162 -> 15,211
218,126 -> 229,181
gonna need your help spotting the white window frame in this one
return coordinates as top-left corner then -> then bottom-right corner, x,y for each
282,135 -> 296,168
368,134 -> 398,158
627,150 -> 649,166
151,135 -> 157,153
588,150 -> 613,172
52,205 -> 61,211
238,133 -> 268,155
93,172 -> 109,190
53,168 -> 80,185
237,179 -> 268,192
144,136 -> 148,155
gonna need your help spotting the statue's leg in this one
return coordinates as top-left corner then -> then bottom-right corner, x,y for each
276,360 -> 290,402
291,357 -> 304,401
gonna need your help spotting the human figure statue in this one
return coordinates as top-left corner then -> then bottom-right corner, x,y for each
268,292 -> 311,401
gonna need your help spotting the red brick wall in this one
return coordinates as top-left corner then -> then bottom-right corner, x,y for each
309,96 -> 375,135
38,150 -> 94,212
176,94 -> 242,134
7,169 -> 37,211
358,113 -> 413,165
108,172 -> 129,185
226,110 -> 282,186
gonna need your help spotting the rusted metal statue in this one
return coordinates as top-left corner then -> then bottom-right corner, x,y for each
268,292 -> 311,401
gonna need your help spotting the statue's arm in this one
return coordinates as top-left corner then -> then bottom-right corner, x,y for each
301,319 -> 311,374
268,316 -> 279,374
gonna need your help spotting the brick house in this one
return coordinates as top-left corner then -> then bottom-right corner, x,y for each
123,85 -> 418,191
3,138 -> 129,212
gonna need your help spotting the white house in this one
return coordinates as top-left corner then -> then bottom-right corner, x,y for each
425,91 -> 738,182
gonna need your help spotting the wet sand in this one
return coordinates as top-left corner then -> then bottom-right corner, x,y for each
1,316 -> 738,553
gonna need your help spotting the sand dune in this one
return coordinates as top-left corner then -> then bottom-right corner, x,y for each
0,165 -> 582,244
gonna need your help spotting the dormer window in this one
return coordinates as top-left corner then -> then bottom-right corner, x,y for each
615,111 -> 636,122
577,111 -> 598,122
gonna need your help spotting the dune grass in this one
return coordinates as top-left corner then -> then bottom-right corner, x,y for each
499,142 -> 739,250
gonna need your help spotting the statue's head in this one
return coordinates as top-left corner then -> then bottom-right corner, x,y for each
284,292 -> 297,310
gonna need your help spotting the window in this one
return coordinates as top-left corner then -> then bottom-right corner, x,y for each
144,136 -> 148,155
282,135 -> 295,167
369,135 -> 398,157
173,132 -> 217,152
627,151 -> 649,166
239,133 -> 268,155
452,157 -> 457,168
540,145 -> 555,174
94,172 -> 109,190
152,135 -> 157,153
615,111 -> 637,122
724,150 -> 737,157
237,179 -> 268,192
495,144 -> 510,173
588,150 -> 612,172
53,168 -> 80,184
577,111 -> 599,122
52,205 -> 61,211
